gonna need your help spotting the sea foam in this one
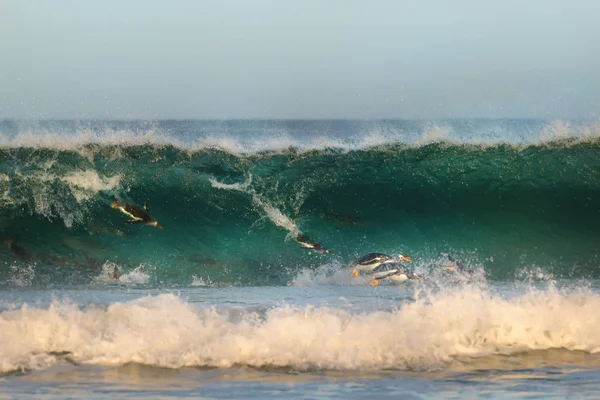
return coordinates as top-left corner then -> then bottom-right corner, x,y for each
1,287 -> 600,374
1,120 -> 599,155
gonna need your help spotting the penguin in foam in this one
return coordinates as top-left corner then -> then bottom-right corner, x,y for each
443,254 -> 472,274
111,197 -> 163,229
111,265 -> 121,280
349,252 -> 411,277
369,262 -> 422,286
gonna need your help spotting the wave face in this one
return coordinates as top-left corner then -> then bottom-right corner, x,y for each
0,119 -> 599,286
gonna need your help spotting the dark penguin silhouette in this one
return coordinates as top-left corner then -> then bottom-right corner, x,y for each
444,255 -> 473,274
295,233 -> 329,254
111,197 -> 163,229
4,238 -> 32,262
111,266 -> 121,280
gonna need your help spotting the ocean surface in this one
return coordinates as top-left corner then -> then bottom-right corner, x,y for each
0,119 -> 599,399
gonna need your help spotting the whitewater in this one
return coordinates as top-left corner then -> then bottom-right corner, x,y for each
0,119 -> 599,399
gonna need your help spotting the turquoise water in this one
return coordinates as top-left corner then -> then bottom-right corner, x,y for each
0,119 -> 599,398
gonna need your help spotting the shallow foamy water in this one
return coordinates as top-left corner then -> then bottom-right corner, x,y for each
1,281 -> 600,399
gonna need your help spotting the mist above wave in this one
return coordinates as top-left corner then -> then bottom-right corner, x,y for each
1,120 -> 598,154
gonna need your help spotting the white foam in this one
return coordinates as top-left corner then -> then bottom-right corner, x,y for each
210,174 -> 302,238
539,120 -> 572,142
4,264 -> 36,287
1,127 -> 170,151
60,170 -> 122,202
290,256 -> 486,288
291,262 -> 372,286
579,122 -> 600,139
3,169 -> 121,227
93,262 -> 150,285
415,124 -> 458,146
1,120 -> 598,156
208,174 -> 253,192
2,287 -> 600,374
250,193 -> 300,237
118,264 -> 151,285
514,265 -> 556,283
0,173 -> 14,207
191,275 -> 214,287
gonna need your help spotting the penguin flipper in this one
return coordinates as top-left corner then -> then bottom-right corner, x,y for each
144,201 -> 149,212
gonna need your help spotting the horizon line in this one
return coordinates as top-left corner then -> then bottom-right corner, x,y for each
1,117 -> 597,122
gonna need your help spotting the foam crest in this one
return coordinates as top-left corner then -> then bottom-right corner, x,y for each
352,126 -> 399,149
1,127 -> 171,151
1,120 -> 598,155
197,134 -> 301,155
415,125 -> 455,146
1,127 -> 311,155
60,170 -> 122,202
579,122 -> 600,139
2,287 -> 600,374
539,121 -> 573,142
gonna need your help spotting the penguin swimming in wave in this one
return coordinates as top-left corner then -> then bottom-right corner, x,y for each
349,252 -> 412,277
111,197 -> 163,229
295,233 -> 329,254
443,254 -> 473,275
111,266 -> 121,280
4,238 -> 32,261
369,262 -> 422,286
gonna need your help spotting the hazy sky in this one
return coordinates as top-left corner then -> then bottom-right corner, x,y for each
1,0 -> 598,119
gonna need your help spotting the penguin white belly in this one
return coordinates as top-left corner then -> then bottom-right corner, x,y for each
117,207 -> 142,221
360,262 -> 383,272
389,273 -> 409,282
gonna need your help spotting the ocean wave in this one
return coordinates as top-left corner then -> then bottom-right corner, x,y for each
2,287 -> 600,374
0,135 -> 597,284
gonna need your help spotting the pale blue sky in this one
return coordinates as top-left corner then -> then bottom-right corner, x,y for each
1,0 -> 598,119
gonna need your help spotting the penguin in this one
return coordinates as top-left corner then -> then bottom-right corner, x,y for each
4,238 -> 32,261
369,262 -> 422,286
111,197 -> 163,229
111,266 -> 121,280
444,254 -> 473,275
349,252 -> 411,277
295,233 -> 329,254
